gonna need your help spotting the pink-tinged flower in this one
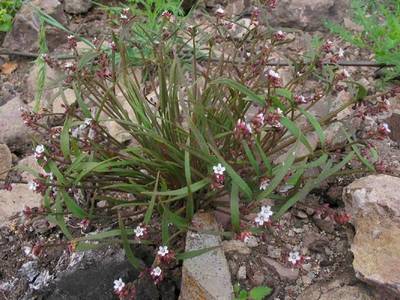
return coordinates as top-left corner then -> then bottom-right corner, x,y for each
333,212 -> 351,225
120,13 -> 128,20
294,95 -> 308,105
251,113 -> 265,132
378,123 -> 391,135
266,69 -> 282,87
150,266 -> 163,284
161,11 -> 174,22
64,62 -> 75,71
235,119 -> 253,139
110,41 -> 117,52
34,144 -> 45,160
215,7 -> 225,18
237,231 -> 253,243
273,30 -> 286,42
259,178 -> 270,191
113,278 -> 125,293
23,205 -> 33,218
266,108 -> 283,129
322,40 -> 334,53
266,0 -> 278,9
336,69 -> 350,80
79,219 -> 91,232
213,163 -> 226,175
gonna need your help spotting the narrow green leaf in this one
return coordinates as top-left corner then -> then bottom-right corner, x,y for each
242,141 -> 260,176
299,108 -> 325,145
118,213 -> 143,269
61,191 -> 88,219
144,173 -> 160,225
257,145 -> 297,200
184,140 -> 194,220
280,117 -> 313,152
212,78 -> 265,106
143,178 -> 210,197
60,118 -> 71,159
230,184 -> 240,232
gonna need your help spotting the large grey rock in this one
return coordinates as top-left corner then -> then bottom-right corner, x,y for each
0,184 -> 42,225
267,0 -> 350,31
2,0 -> 68,53
64,0 -> 92,14
0,97 -> 32,151
343,175 -> 400,297
0,144 -> 12,181
180,212 -> 234,300
17,155 -> 44,182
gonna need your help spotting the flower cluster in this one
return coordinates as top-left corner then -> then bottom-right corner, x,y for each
34,144 -> 46,160
265,108 -> 283,129
251,7 -> 260,26
266,69 -> 282,87
134,224 -> 149,240
273,30 -> 286,42
113,278 -> 136,299
254,205 -> 273,226
234,119 -> 253,140
212,163 -> 226,189
156,245 -> 175,264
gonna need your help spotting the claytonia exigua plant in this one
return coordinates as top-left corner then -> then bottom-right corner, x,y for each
13,0 -> 398,285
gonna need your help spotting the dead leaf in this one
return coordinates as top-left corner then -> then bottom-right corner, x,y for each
1,61 -> 18,75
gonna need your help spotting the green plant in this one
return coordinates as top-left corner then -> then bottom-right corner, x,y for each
327,0 -> 400,81
0,0 -> 22,32
21,3 -> 395,292
234,283 -> 273,300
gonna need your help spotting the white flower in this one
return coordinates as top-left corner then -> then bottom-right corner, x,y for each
28,181 -> 38,191
339,69 -> 350,78
246,123 -> 253,133
67,35 -> 74,40
382,123 -> 391,133
259,179 -> 270,191
268,69 -> 280,79
151,266 -> 162,277
84,118 -> 92,126
134,225 -> 145,238
45,172 -> 54,181
35,145 -> 45,154
157,246 -> 169,257
120,13 -> 128,20
64,62 -> 74,69
113,278 -> 125,292
216,7 -> 225,15
261,206 -> 273,219
254,212 -> 269,226
338,48 -> 345,58
213,163 -> 225,175
276,108 -> 283,115
288,251 -> 301,265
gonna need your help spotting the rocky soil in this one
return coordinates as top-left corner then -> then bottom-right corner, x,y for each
1,0 -> 400,299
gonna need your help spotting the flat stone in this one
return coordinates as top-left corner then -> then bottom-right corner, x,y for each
0,97 -> 33,151
261,257 -> 299,281
64,0 -> 92,14
0,184 -> 42,225
52,89 -> 76,114
343,175 -> 400,297
267,0 -> 350,32
2,0 -> 68,53
0,144 -> 12,180
180,212 -> 234,300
